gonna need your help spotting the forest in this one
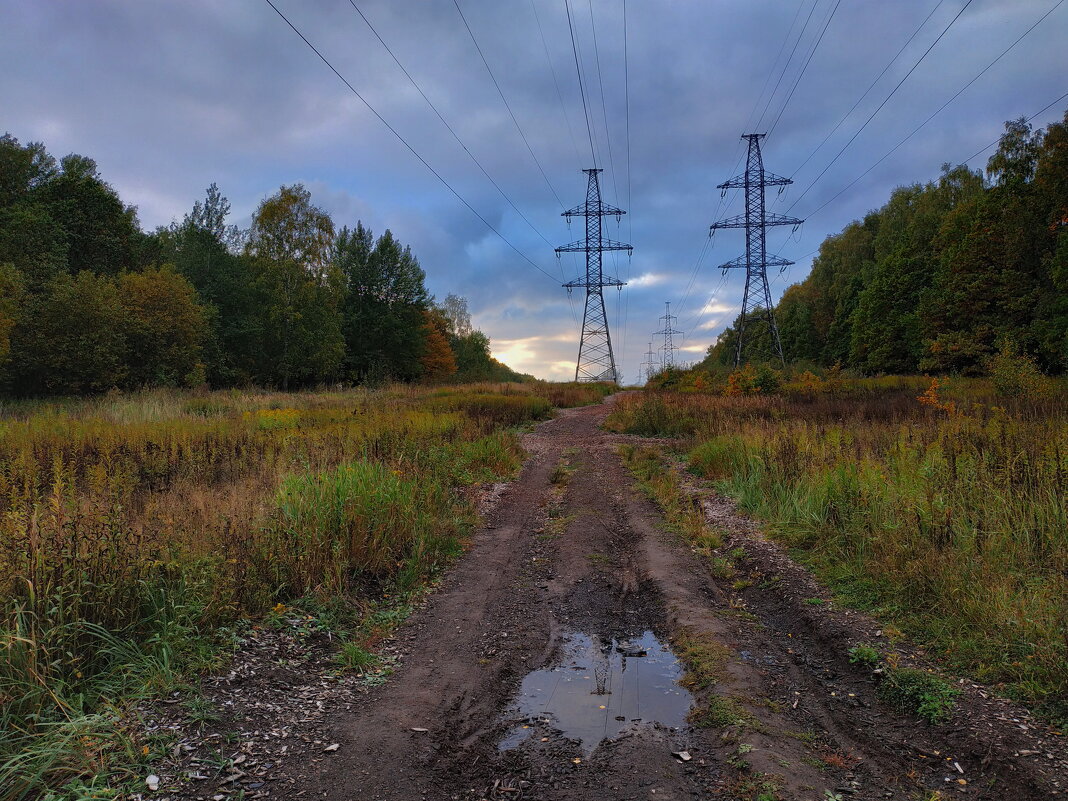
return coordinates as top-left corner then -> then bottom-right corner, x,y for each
707,111 -> 1068,375
0,134 -> 526,397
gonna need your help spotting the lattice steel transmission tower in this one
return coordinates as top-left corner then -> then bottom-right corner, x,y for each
557,169 -> 632,383
639,340 -> 657,383
655,302 -> 683,368
710,134 -> 803,367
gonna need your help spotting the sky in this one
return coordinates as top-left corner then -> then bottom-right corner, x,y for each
1,0 -> 1065,381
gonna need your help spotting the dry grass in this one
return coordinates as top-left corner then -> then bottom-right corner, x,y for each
610,379 -> 1068,721
0,381 -> 569,800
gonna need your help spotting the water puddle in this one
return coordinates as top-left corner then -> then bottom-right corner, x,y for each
499,630 -> 692,755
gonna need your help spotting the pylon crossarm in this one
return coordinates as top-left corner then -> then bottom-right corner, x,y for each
556,240 -> 632,253
717,255 -> 793,271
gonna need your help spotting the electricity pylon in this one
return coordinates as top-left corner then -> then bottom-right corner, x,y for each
639,340 -> 657,383
557,168 -> 631,383
654,302 -> 683,368
710,133 -> 803,367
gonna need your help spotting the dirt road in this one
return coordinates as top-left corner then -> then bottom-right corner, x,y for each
159,395 -> 1068,801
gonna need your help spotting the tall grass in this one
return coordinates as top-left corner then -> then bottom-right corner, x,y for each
0,384 -> 545,800
612,382 -> 1068,720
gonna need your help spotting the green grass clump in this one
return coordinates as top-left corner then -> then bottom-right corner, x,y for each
691,695 -> 750,729
877,667 -> 959,724
688,436 -> 749,479
336,641 -> 378,672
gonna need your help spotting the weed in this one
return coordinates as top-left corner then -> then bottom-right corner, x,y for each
848,644 -> 880,667
877,667 -> 959,724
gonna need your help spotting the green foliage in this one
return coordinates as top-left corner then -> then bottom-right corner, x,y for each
116,267 -> 208,388
877,667 -> 959,724
337,223 -> 428,384
847,644 -> 880,667
688,436 -> 748,480
987,338 -> 1052,398
0,137 -> 529,397
8,271 -> 128,394
771,110 -> 1068,376
336,641 -> 379,672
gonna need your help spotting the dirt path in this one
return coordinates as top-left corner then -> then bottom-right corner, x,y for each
156,394 -> 1068,801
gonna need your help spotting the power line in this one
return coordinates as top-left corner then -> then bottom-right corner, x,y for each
767,0 -> 843,138
678,0 -> 810,323
565,0 -> 599,166
530,0 -> 583,169
753,0 -> 822,133
786,0 -> 976,214
346,0 -> 557,257
586,0 -> 625,367
587,0 -> 620,203
789,0 -> 949,179
452,0 -> 566,209
262,0 -> 559,284
960,88 -> 1068,167
621,0 -> 633,376
800,0 -> 1064,222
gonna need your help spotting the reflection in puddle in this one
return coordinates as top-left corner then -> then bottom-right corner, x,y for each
499,630 -> 692,755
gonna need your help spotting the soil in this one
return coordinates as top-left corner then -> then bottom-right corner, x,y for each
148,393 -> 1068,801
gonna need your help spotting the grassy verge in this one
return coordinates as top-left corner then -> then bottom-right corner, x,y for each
0,383 -> 544,800
610,382 -> 1068,723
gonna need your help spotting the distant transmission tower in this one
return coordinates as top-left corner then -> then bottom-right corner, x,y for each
710,133 -> 803,367
654,302 -> 683,368
557,168 -> 632,383
640,340 -> 657,383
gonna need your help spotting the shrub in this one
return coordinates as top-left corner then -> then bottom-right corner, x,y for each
987,339 -> 1051,399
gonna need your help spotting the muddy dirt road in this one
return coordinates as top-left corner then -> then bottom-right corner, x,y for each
159,396 -> 1067,801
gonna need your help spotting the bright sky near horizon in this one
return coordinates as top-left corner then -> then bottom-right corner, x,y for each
2,0 -> 1064,380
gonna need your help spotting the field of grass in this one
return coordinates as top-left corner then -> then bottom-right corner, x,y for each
0,380 -> 610,800
607,376 -> 1068,722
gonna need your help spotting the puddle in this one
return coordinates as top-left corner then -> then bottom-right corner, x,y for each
499,630 -> 692,755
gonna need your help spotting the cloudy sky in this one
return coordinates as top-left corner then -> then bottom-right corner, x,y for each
2,0 -> 1064,380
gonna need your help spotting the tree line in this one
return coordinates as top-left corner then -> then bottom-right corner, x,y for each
0,134 -> 527,396
707,110 -> 1068,375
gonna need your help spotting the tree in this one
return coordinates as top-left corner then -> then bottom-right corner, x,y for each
246,185 -> 344,387
8,271 -> 127,395
987,117 -> 1040,190
117,267 -> 208,387
420,309 -> 457,382
0,263 -> 24,371
336,223 -> 430,383
440,293 -> 472,337
33,154 -> 141,276
0,203 -> 68,288
152,184 -> 259,385
0,134 -> 57,207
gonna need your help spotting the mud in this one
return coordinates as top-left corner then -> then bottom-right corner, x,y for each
153,393 -> 1068,801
